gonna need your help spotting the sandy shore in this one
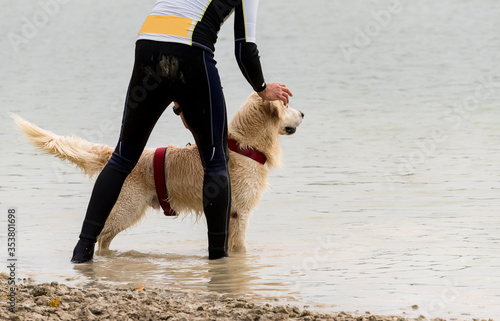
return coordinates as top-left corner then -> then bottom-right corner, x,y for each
0,273 -> 492,321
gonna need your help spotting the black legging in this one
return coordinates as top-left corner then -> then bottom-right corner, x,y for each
79,40 -> 230,259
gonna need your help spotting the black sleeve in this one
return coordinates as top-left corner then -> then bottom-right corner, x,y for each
234,3 -> 266,92
235,41 -> 266,92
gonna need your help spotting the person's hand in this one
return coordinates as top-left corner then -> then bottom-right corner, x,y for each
257,83 -> 293,105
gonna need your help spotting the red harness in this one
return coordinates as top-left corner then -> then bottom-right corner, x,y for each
153,147 -> 176,216
153,139 -> 266,216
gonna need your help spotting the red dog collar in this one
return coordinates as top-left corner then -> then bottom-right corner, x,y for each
227,139 -> 267,165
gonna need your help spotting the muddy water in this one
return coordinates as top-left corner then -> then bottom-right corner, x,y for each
1,0 -> 500,319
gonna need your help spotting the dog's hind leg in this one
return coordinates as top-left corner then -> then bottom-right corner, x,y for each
96,188 -> 152,251
97,230 -> 117,251
96,205 -> 126,251
228,211 -> 251,252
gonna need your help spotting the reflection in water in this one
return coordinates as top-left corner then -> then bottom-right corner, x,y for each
207,253 -> 258,294
72,249 -> 288,303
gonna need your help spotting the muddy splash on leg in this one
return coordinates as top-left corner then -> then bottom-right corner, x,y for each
159,56 -> 185,83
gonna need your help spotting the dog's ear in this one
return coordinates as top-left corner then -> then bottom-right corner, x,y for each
268,100 -> 285,120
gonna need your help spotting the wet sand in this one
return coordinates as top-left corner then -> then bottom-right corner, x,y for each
3,273 -> 486,321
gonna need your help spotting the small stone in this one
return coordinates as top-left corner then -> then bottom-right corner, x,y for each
274,305 -> 288,314
253,308 -> 265,315
35,296 -> 47,305
301,310 -> 312,317
89,306 -> 104,315
32,286 -> 48,297
86,291 -> 100,298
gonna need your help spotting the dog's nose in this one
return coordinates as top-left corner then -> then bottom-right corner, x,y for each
300,111 -> 305,118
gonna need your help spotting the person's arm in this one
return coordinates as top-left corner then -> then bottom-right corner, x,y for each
233,1 -> 293,104
234,1 -> 265,92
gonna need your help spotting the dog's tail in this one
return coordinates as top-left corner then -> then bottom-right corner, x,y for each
11,113 -> 114,178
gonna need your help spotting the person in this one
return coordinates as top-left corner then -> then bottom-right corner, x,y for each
71,0 -> 293,263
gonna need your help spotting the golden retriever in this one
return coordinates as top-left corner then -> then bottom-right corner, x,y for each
13,93 -> 304,254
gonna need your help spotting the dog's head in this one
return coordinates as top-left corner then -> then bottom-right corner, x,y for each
228,93 -> 304,168
230,93 -> 304,136
266,99 -> 304,136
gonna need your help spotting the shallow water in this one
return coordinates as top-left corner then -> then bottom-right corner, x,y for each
1,0 -> 500,319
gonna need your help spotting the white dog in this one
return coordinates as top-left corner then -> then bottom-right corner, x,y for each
13,93 -> 304,254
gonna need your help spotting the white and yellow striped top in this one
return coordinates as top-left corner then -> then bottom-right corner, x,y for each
138,0 -> 259,53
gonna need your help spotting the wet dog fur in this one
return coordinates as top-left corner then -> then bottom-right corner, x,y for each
12,93 -> 303,254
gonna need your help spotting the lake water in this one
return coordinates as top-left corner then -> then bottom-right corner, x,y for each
1,0 -> 500,319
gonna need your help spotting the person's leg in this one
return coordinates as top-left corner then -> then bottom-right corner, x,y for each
71,41 -> 174,263
178,50 -> 231,260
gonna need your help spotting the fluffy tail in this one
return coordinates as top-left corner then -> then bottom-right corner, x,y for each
11,113 -> 114,178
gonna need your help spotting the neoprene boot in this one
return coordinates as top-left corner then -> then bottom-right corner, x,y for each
203,173 -> 230,260
71,239 -> 95,263
71,163 -> 129,263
